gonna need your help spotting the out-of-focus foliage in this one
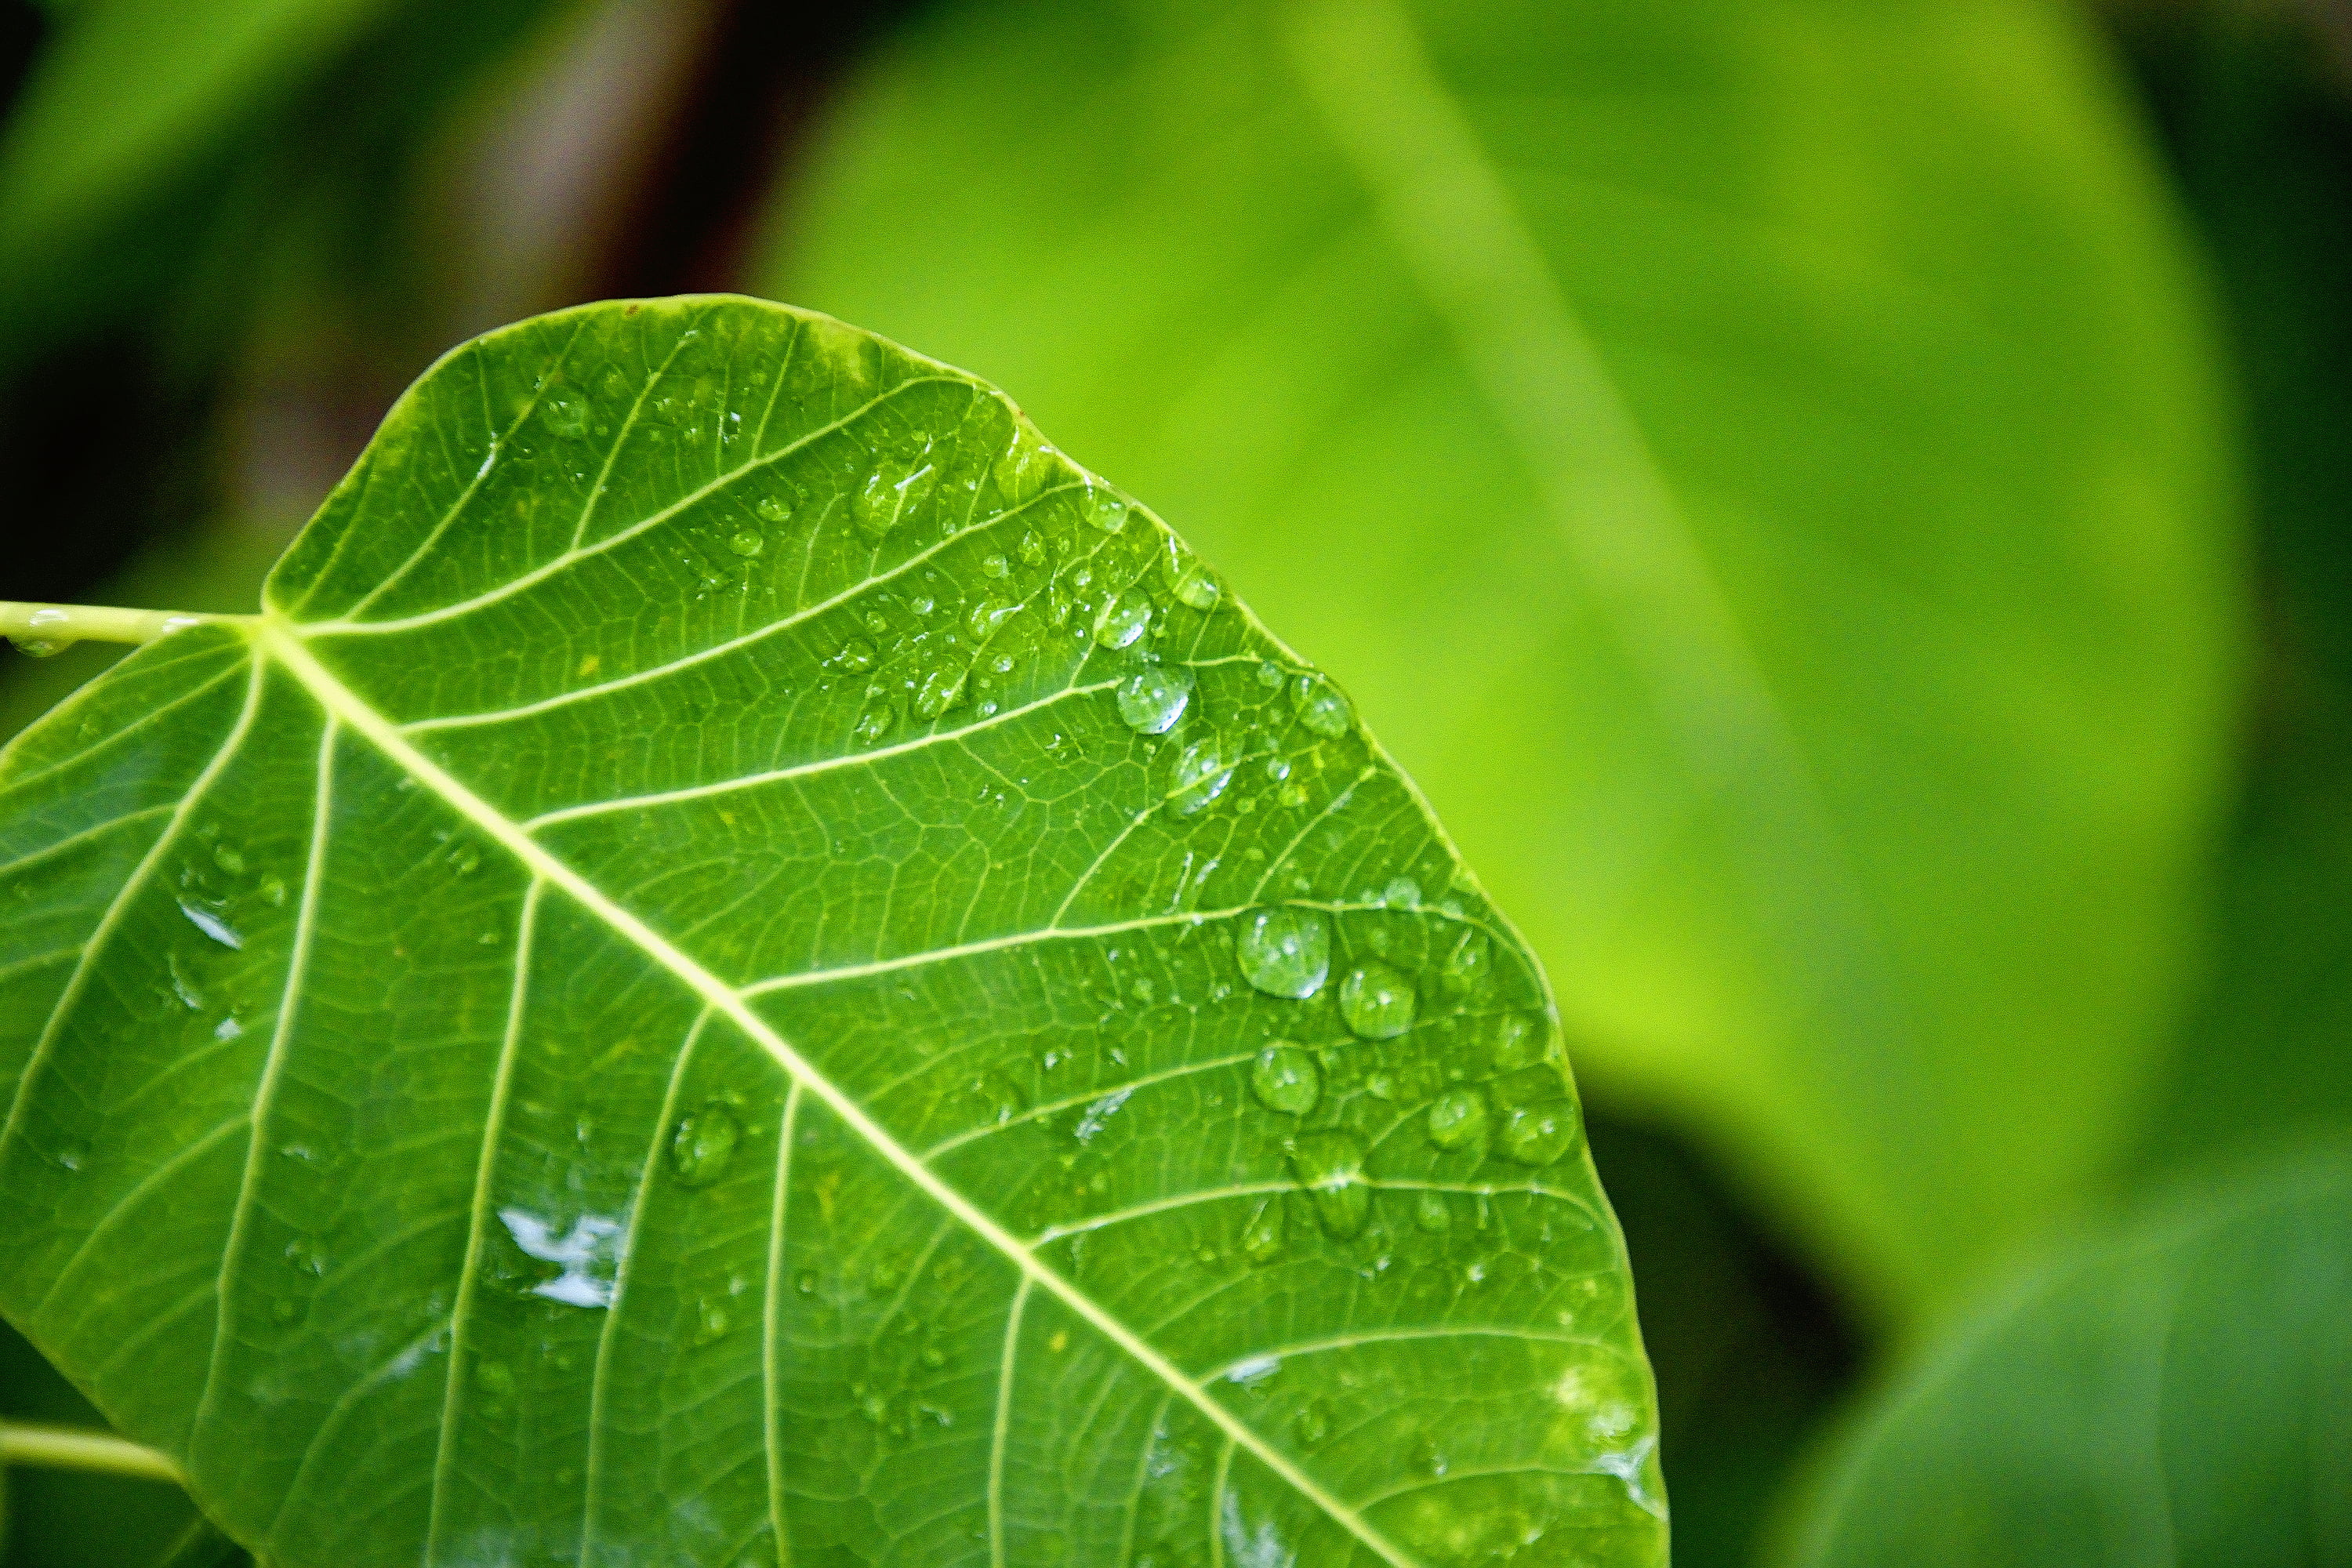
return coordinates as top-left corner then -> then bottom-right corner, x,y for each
0,0 -> 570,377
2126,1 -> 2352,1182
1788,1146 -> 2352,1568
758,0 -> 2243,1326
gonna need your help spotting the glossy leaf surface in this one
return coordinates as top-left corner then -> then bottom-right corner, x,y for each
763,0 -> 2242,1318
0,297 -> 1662,1567
1791,1148 -> 2352,1567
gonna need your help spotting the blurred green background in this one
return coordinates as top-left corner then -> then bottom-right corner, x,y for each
1,0 -> 2345,1563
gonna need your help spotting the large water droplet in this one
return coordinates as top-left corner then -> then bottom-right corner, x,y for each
728,529 -> 765,557
1117,665 -> 1194,735
1425,1087 -> 1489,1151
1287,1131 -> 1369,1239
1094,593 -> 1150,649
7,635 -> 74,658
670,1102 -> 742,1188
755,495 -> 791,524
1236,908 -> 1329,999
1338,961 -> 1417,1039
1291,674 -> 1352,738
1250,1044 -> 1321,1116
1414,1190 -> 1452,1232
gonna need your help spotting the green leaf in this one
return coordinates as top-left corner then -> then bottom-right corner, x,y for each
0,296 -> 1664,1567
1785,1145 -> 2352,1567
758,0 -> 2244,1318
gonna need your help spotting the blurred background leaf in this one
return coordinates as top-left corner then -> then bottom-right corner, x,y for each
2123,0 -> 2352,1185
1785,1145 -> 2352,1568
4,1 -> 2350,1565
754,0 -> 2243,1327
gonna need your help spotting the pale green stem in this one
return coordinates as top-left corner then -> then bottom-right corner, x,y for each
0,1417 -> 184,1483
1,600 -> 234,648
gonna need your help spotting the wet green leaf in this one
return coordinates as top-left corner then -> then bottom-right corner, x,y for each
0,297 -> 1663,1566
761,0 -> 2244,1319
1788,1147 -> 2352,1568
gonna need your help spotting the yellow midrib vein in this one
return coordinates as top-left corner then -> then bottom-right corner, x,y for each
255,621 -> 1417,1568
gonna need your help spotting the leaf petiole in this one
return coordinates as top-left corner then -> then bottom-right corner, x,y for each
1,600 -> 237,654
0,1417 -> 184,1483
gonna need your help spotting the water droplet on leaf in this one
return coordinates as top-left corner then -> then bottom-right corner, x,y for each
1489,1013 -> 1544,1069
973,1070 -> 1025,1123
1236,907 -> 1329,999
966,597 -> 1018,641
1338,961 -> 1417,1039
1291,674 -> 1352,738
1168,735 -> 1235,815
1441,930 -> 1493,998
1117,666 -> 1194,735
178,899 -> 242,950
1250,1044 -> 1321,1116
1087,492 -> 1131,533
1425,1087 -> 1489,1151
1240,1196 -> 1287,1263
1161,543 -> 1220,609
852,702 -> 897,745
693,1297 -> 731,1345
1094,593 -> 1150,649
1501,1103 -> 1580,1167
540,394 -> 589,438
913,666 -> 965,720
670,1102 -> 742,1188
1287,1131 -> 1369,1239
